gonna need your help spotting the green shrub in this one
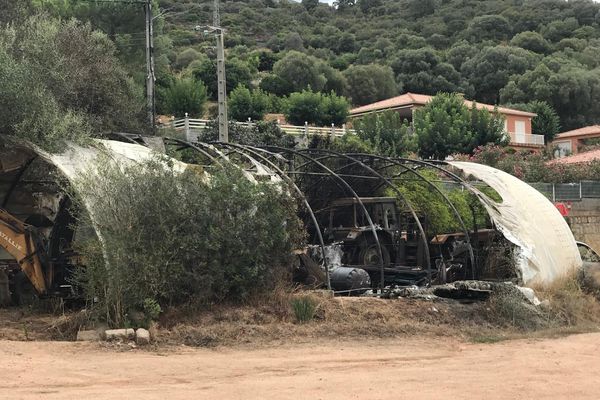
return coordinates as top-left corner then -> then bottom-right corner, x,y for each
163,77 -> 207,117
72,157 -> 304,326
291,296 -> 318,323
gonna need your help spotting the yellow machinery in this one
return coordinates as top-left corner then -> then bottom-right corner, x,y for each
0,207 -> 50,296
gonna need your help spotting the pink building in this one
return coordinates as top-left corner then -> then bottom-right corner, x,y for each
552,125 -> 600,157
349,93 -> 543,149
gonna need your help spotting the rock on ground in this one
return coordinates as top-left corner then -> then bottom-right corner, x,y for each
76,330 -> 101,341
135,328 -> 150,345
105,328 -> 135,341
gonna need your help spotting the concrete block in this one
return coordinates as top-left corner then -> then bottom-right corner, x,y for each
76,330 -> 101,341
105,328 -> 135,341
135,328 -> 150,345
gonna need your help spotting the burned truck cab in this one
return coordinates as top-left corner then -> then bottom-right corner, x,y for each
324,197 -> 428,271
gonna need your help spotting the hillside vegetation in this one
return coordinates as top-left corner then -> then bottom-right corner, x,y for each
6,0 -> 600,133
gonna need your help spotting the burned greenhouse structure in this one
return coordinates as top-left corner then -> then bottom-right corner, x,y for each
0,134 -> 582,303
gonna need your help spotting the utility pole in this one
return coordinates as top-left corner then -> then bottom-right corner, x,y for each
194,1 -> 228,141
144,0 -> 156,131
213,0 -> 228,142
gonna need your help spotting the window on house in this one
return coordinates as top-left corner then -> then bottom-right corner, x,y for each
555,142 -> 572,158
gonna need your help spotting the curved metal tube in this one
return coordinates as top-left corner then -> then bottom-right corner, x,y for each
265,146 -> 388,290
349,154 -> 476,279
298,149 -> 433,286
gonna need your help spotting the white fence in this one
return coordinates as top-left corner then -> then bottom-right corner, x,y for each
509,132 -> 545,146
160,115 -> 356,142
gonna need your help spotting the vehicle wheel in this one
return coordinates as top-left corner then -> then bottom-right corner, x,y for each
357,240 -> 391,267
10,272 -> 38,306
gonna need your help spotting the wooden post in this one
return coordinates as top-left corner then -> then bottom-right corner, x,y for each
184,113 -> 190,140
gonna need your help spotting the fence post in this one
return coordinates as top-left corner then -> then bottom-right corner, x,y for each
304,121 -> 309,136
552,183 -> 556,202
580,181 -> 583,200
184,113 -> 190,140
342,123 -> 346,135
331,123 -> 335,136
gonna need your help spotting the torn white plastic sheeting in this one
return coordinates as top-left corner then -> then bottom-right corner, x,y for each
37,139 -> 189,181
448,161 -> 582,286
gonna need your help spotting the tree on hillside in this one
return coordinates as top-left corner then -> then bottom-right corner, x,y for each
465,15 -> 511,42
500,61 -> 600,130
461,46 -> 539,104
391,48 -> 470,96
229,86 -> 270,122
334,0 -> 356,11
342,64 -> 397,106
162,77 -> 207,118
301,0 -> 319,11
358,0 -> 383,13
413,93 -> 506,159
270,51 -> 326,95
284,90 -> 350,126
510,31 -> 551,54
192,58 -> 254,100
0,15 -> 144,150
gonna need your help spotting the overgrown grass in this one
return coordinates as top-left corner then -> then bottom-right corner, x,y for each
291,295 -> 319,323
485,274 -> 600,332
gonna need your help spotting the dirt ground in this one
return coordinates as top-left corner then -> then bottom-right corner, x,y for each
1,333 -> 600,399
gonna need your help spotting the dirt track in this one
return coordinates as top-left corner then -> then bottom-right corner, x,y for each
1,333 -> 600,400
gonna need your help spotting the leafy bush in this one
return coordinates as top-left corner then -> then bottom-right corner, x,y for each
228,85 -> 270,122
461,144 -> 600,183
285,90 -> 350,126
0,15 -> 144,151
162,77 -> 207,118
353,110 -> 417,157
72,157 -> 304,326
414,93 -> 506,159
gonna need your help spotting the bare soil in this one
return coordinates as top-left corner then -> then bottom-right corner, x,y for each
2,333 -> 600,399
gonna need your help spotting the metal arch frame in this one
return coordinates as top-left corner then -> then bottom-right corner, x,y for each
348,154 -> 476,279
212,142 -> 332,290
296,148 -> 434,286
99,132 -> 146,145
264,145 -> 388,290
162,137 -> 226,167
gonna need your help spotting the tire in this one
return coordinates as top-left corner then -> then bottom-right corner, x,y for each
357,240 -> 391,267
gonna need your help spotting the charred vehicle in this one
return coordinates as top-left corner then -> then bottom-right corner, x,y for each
320,197 -> 492,287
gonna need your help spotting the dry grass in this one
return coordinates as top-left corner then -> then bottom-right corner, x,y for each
536,274 -> 600,327
483,274 -> 600,333
3,274 -> 600,348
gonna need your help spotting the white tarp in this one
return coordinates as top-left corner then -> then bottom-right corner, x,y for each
37,139 -> 189,181
448,161 -> 582,286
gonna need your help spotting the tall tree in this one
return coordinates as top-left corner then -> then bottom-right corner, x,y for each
342,64 -> 397,106
414,93 -> 506,159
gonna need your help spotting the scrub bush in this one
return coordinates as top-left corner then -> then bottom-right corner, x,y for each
72,156 -> 304,326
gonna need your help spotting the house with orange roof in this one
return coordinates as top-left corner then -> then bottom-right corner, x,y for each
551,125 -> 600,157
549,148 -> 600,165
349,92 -> 543,150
